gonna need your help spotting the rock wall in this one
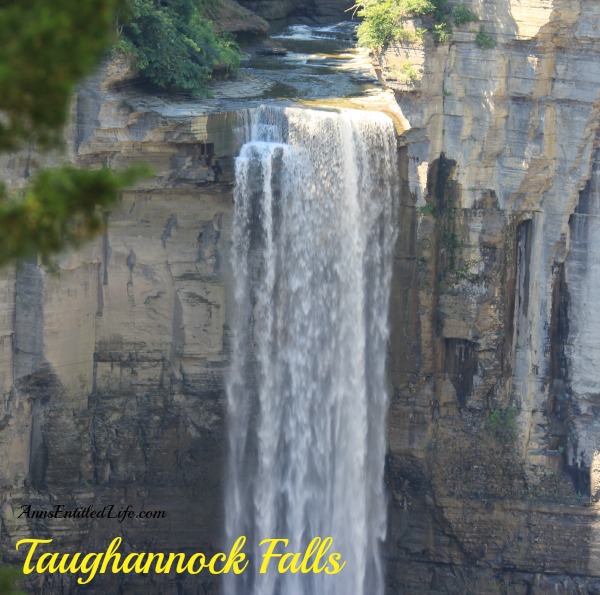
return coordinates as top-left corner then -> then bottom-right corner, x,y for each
382,0 -> 600,591
235,0 -> 352,23
0,73 -> 241,593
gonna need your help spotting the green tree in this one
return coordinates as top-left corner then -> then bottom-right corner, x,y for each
121,0 -> 241,93
355,0 -> 450,49
0,0 -> 146,268
0,565 -> 25,594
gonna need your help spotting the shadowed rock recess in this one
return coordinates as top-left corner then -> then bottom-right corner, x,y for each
1,0 -> 600,593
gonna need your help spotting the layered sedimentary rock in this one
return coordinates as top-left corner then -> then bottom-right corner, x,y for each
381,0 -> 600,591
0,71 -> 240,593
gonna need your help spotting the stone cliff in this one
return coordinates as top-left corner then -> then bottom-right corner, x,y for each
0,69 -> 240,593
235,0 -> 352,23
383,0 -> 600,592
1,0 -> 600,593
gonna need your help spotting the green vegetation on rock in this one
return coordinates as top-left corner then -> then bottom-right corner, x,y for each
0,0 -> 147,268
121,0 -> 242,93
475,26 -> 497,49
355,0 -> 482,48
452,3 -> 478,26
396,61 -> 420,82
355,0 -> 446,48
432,21 -> 452,43
487,406 -> 518,449
0,566 -> 25,595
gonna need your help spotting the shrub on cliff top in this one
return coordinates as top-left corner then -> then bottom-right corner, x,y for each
121,0 -> 241,94
355,0 -> 449,49
356,0 -> 403,48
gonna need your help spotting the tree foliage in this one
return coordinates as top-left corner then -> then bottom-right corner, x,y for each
355,0 -> 447,48
121,0 -> 241,93
0,0 -> 147,267
0,0 -> 128,151
0,565 -> 25,595
0,166 -> 146,268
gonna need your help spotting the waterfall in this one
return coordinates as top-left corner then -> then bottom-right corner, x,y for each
226,105 -> 398,595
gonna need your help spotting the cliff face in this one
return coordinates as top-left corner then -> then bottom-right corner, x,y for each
383,0 -> 600,591
0,70 -> 240,593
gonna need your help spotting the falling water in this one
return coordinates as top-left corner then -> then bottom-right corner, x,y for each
226,105 -> 398,595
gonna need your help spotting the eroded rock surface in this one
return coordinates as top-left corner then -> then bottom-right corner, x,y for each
0,71 -> 240,593
382,0 -> 600,591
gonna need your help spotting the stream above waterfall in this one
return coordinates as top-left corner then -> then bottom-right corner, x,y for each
239,21 -> 378,100
114,21 -> 385,118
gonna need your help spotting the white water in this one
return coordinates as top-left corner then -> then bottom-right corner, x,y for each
273,22 -> 357,41
226,105 -> 398,595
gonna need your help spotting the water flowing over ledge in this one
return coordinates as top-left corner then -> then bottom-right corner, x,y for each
225,105 -> 399,595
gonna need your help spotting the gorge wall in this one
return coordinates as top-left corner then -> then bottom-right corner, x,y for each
0,70 -> 240,593
383,0 -> 600,592
1,0 -> 600,594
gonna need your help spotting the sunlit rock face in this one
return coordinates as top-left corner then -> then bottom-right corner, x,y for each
380,0 -> 600,591
0,70 -> 240,593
